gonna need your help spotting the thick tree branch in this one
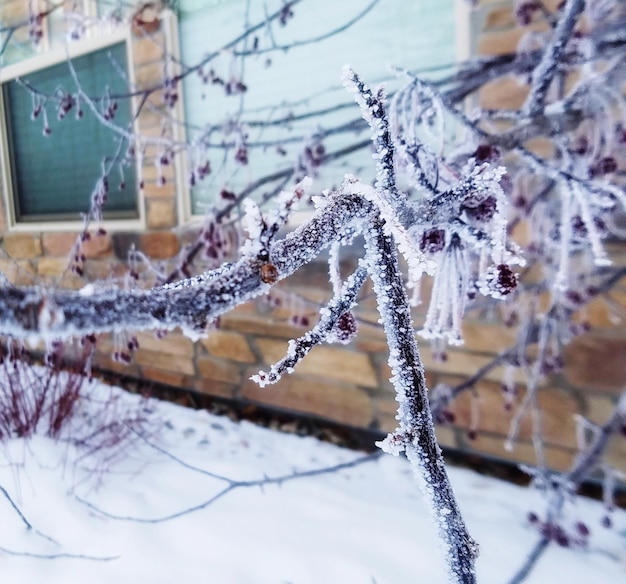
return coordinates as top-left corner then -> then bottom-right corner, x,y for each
0,193 -> 372,339
365,217 -> 477,584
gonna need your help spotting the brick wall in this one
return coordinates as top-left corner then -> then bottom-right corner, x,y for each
0,1 -> 624,477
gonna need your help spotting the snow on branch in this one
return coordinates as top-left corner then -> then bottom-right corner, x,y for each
252,262 -> 367,387
365,217 -> 478,584
0,191 -> 372,341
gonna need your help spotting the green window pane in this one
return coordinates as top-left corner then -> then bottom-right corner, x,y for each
3,42 -> 137,221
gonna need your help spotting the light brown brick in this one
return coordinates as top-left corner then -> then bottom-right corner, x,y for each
479,77 -> 529,110
0,0 -> 27,24
132,35 -> 165,66
196,355 -> 242,384
134,330 -> 194,358
355,329 -> 388,354
37,256 -> 70,277
134,61 -> 163,90
255,338 -> 378,388
464,433 -> 576,472
3,233 -> 42,259
564,333 -> 626,394
193,377 -> 237,399
140,366 -> 188,388
146,199 -> 176,229
585,395 -> 618,426
451,380 -> 579,449
478,23 -> 547,56
93,351 -> 141,377
82,232 -> 113,258
83,259 -> 125,281
421,348 -> 493,379
142,179 -> 176,199
483,6 -> 515,30
461,321 -> 517,354
242,373 -> 373,427
134,348 -> 195,375
42,232 -> 80,256
141,162 -> 175,182
0,258 -> 35,285
139,231 -> 179,259
200,330 -> 257,363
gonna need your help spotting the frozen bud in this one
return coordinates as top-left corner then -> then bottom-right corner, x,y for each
419,228 -> 446,254
564,289 -> 584,306
575,521 -> 590,537
473,144 -> 501,162
437,409 -> 455,424
513,195 -> 527,210
328,311 -> 358,345
601,515 -> 612,529
515,1 -> 541,26
553,526 -> 570,547
480,264 -> 518,298
198,161 -> 211,179
234,146 -> 248,165
260,263 -> 278,284
462,195 -> 497,222
571,215 -> 587,237
220,189 -> 236,201
591,156 -> 618,176
572,136 -> 589,155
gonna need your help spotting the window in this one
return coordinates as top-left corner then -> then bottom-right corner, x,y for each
0,37 -> 138,224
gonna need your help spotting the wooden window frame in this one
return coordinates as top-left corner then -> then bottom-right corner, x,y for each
0,26 -> 145,232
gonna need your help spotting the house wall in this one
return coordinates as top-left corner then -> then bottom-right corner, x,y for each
0,0 -> 624,477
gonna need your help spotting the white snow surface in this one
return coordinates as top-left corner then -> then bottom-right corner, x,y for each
0,381 -> 624,584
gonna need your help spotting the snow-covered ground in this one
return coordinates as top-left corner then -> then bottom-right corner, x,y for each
0,381 -> 624,584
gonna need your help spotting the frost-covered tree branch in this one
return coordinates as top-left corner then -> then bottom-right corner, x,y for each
0,191 -> 372,339
523,0 -> 585,117
509,393 -> 626,584
365,217 -> 478,584
76,426 -> 382,524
